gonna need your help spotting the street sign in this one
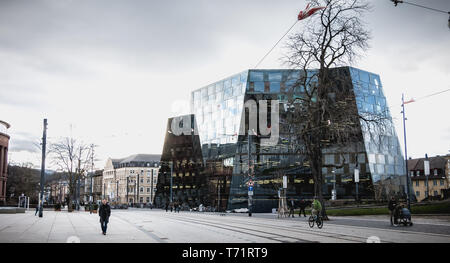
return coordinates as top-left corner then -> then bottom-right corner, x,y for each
283,176 -> 287,189
354,169 -> 360,183
248,186 -> 254,191
248,191 -> 254,196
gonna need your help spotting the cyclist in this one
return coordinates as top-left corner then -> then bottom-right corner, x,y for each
311,196 -> 322,219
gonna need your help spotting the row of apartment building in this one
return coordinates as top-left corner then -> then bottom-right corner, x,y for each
102,154 -> 160,205
48,154 -> 161,206
45,152 -> 450,206
409,155 -> 450,202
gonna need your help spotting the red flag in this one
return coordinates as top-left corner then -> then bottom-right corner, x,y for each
298,3 -> 326,21
403,98 -> 415,105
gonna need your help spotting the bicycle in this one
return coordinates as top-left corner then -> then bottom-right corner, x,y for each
308,214 -> 323,229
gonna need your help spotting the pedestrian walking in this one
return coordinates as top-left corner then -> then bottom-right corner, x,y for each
298,198 -> 307,217
165,202 -> 169,212
288,198 -> 296,218
35,204 -> 39,216
99,199 -> 111,235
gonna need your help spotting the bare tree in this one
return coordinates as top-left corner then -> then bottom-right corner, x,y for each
282,0 -> 390,219
49,137 -> 93,211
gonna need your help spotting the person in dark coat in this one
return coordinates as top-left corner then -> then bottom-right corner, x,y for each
35,204 -> 39,216
298,198 -> 307,217
388,196 -> 397,226
288,198 -> 296,218
99,199 -> 111,235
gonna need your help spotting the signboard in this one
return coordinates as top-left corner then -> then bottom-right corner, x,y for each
424,160 -> 430,176
248,186 -> 254,191
354,169 -> 360,183
283,176 -> 287,189
248,191 -> 254,196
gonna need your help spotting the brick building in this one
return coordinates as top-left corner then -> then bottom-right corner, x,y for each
0,120 -> 10,204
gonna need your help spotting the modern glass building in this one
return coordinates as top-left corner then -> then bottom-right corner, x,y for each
154,67 -> 409,212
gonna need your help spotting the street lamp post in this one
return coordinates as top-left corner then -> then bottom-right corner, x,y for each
248,129 -> 253,217
170,161 -> 173,203
133,177 -> 136,207
39,118 -> 47,218
150,169 -> 154,206
218,178 -> 221,212
76,177 -> 80,211
332,169 -> 336,201
90,173 -> 93,214
402,94 -> 412,210
126,176 -> 129,206
137,171 -> 140,207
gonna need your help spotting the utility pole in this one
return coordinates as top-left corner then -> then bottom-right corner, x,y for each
170,161 -> 173,203
150,169 -> 154,205
126,176 -> 129,206
218,178 -> 221,212
76,176 -> 80,211
39,119 -> 47,218
137,171 -> 140,206
90,144 -> 94,213
248,130 -> 253,217
402,94 -> 411,210
116,180 -> 119,205
332,169 -> 336,200
134,178 -> 136,206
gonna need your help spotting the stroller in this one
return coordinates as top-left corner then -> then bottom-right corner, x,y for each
392,204 -> 413,226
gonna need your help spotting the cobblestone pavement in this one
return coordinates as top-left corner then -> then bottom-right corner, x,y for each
0,209 -> 449,243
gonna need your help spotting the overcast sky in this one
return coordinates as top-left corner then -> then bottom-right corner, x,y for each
1,0 -> 449,170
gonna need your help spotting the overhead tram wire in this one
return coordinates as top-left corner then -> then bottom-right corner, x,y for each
392,0 -> 449,14
414,88 -> 450,101
254,20 -> 299,69
376,88 -> 450,118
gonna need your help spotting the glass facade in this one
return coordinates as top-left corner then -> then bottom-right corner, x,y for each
154,67 -> 408,212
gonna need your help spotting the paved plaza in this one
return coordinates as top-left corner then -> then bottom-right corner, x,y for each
1,209 -> 450,243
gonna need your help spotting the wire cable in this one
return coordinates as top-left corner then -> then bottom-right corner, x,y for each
392,0 -> 449,14
415,88 -> 450,101
402,1 -> 449,14
254,20 -> 299,69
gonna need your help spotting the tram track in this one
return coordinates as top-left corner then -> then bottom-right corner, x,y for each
162,213 -> 367,243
